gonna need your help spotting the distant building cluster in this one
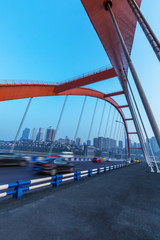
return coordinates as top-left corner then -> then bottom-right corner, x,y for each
16,127 -> 160,158
20,128 -> 126,150
93,137 -> 117,150
20,127 -> 56,142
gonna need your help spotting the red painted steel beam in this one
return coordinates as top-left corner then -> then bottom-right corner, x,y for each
54,68 -> 117,94
128,132 -> 137,134
118,105 -> 129,108
104,91 -> 124,98
125,118 -> 133,121
0,84 -> 56,101
81,0 -> 142,83
0,83 -> 131,158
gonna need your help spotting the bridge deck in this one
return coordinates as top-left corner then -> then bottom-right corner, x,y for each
0,163 -> 160,240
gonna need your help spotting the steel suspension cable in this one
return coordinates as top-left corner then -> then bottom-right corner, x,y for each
113,112 -> 120,140
118,123 -> 124,145
115,120 -> 123,146
49,95 -> 68,154
10,98 -> 33,152
74,96 -> 87,142
123,69 -> 159,172
123,67 -> 154,155
123,124 -> 128,161
120,57 -> 153,169
104,105 -> 112,138
121,60 -> 151,164
97,101 -> 106,137
87,98 -> 98,141
109,108 -> 116,139
126,86 -> 154,170
108,107 -> 116,150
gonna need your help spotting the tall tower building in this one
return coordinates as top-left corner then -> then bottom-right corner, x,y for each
21,128 -> 30,140
93,138 -> 98,148
45,128 -> 56,142
36,128 -> 44,141
31,128 -> 37,141
98,137 -> 105,150
76,137 -> 81,146
119,140 -> 123,149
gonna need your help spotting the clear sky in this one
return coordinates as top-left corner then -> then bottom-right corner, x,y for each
0,0 -> 159,145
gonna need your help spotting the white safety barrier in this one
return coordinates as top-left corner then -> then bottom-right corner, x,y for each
0,162 -> 139,200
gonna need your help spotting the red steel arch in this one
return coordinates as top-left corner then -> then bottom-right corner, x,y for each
58,87 -> 130,158
0,83 -> 130,157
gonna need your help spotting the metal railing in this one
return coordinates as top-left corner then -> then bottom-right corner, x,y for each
0,64 -> 112,86
0,162 -> 138,200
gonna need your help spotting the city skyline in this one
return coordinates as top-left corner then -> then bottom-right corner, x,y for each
17,127 -> 159,154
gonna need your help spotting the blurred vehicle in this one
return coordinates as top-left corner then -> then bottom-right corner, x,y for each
0,152 -> 28,166
135,159 -> 140,162
33,157 -> 74,175
105,158 -> 112,162
92,158 -> 102,163
60,152 -> 74,158
47,154 -> 59,158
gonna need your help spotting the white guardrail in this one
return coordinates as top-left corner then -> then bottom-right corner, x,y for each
0,162 -> 139,200
23,156 -> 93,162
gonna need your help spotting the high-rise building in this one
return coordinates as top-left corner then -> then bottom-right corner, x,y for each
76,137 -> 81,146
93,137 -> 105,150
104,138 -> 116,150
104,138 -> 110,149
45,128 -> 56,142
36,128 -> 44,141
119,140 -> 123,149
150,137 -> 159,153
31,128 -> 37,141
98,137 -> 105,150
21,128 -> 30,140
65,136 -> 70,145
93,138 -> 98,148
87,140 -> 91,146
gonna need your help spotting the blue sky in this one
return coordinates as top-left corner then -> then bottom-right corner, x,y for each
0,0 -> 159,145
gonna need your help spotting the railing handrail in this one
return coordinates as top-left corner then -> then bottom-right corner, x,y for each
0,161 -> 139,200
0,65 -> 112,86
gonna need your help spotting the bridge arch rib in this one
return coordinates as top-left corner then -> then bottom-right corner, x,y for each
0,83 -> 130,158
58,87 -> 130,158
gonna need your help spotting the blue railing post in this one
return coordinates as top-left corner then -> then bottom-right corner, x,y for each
104,167 -> 107,172
88,169 -> 92,177
55,175 -> 60,187
109,166 -> 112,171
51,176 -> 56,187
14,180 -> 24,199
97,168 -> 100,174
74,171 -> 80,181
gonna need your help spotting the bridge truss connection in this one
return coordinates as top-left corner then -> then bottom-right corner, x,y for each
0,0 -> 159,172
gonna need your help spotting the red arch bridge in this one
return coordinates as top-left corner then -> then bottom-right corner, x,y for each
0,0 -> 160,173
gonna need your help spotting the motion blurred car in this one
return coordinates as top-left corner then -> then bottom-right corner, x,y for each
0,152 -> 28,166
33,157 -> 74,176
47,154 -> 59,158
105,158 -> 112,162
92,158 -> 102,163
